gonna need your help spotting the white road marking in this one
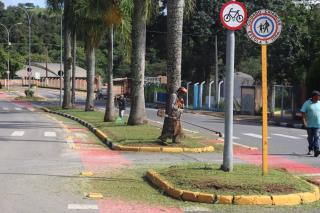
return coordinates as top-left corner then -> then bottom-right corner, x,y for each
3,107 -> 8,110
300,134 -> 308,137
44,132 -> 57,137
242,133 -> 269,139
11,131 -> 25,136
14,107 -> 22,111
233,136 -> 240,140
67,204 -> 98,210
272,134 -> 302,140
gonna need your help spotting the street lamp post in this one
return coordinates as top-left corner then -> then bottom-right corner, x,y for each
17,6 -> 32,88
0,22 -> 22,90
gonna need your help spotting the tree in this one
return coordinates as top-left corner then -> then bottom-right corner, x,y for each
46,0 -> 72,108
74,0 -> 111,111
127,0 -> 149,125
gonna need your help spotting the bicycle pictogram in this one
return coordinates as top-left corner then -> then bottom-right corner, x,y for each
223,8 -> 244,23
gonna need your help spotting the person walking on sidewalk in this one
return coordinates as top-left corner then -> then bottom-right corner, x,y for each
117,95 -> 126,120
159,87 -> 187,144
301,90 -> 320,157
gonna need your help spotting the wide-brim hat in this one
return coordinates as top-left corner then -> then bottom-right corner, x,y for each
311,90 -> 320,97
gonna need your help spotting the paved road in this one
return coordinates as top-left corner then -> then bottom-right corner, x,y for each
26,88 -> 320,169
0,95 -> 98,213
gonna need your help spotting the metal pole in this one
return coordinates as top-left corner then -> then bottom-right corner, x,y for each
222,30 -> 235,172
215,34 -> 219,104
208,81 -> 214,109
28,17 -> 31,88
261,44 -> 269,175
199,81 -> 205,109
218,80 -> 224,111
281,85 -> 284,118
186,82 -> 192,108
7,29 -> 9,91
59,13 -> 63,107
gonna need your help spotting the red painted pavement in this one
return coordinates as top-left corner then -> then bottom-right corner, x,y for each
98,200 -> 183,213
235,147 -> 320,174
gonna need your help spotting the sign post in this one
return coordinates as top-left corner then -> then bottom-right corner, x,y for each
220,0 -> 247,172
246,9 -> 282,175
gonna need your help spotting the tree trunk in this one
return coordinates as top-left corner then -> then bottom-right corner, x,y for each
85,42 -> 95,111
71,29 -> 76,106
160,0 -> 185,137
104,25 -> 115,121
128,0 -> 147,125
166,0 -> 185,94
62,0 -> 72,108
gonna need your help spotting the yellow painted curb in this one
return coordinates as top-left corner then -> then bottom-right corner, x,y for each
161,147 -> 184,153
112,144 -> 123,150
217,195 -> 234,204
272,194 -> 301,205
80,171 -> 93,177
182,190 -> 199,202
140,147 -> 162,152
95,129 -> 107,140
234,195 -> 273,205
86,192 -> 103,199
166,186 -> 183,199
197,193 -> 215,203
314,186 -> 320,200
118,146 -> 140,152
298,192 -> 318,204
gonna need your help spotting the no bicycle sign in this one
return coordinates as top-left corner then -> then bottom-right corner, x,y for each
220,1 -> 247,31
246,9 -> 282,45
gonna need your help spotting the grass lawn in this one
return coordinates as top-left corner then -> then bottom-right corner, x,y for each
47,107 -> 217,149
156,163 -> 313,195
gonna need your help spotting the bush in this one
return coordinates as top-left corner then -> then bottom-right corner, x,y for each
25,89 -> 34,97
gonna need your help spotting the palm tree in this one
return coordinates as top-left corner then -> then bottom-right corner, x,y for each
127,0 -> 149,125
74,0 -> 112,111
160,0 -> 194,137
46,0 -> 72,109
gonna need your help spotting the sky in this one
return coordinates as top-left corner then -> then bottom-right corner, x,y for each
1,0 -> 46,8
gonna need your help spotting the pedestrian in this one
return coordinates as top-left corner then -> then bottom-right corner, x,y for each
301,90 -> 320,157
159,87 -> 187,144
117,95 -> 126,119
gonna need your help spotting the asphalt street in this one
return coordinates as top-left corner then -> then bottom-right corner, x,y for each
31,88 -> 320,169
0,96 -> 99,213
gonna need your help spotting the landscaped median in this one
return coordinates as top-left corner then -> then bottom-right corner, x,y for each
41,107 -> 217,153
146,164 -> 320,205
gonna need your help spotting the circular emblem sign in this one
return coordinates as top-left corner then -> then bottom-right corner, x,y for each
220,1 -> 247,31
246,9 -> 282,45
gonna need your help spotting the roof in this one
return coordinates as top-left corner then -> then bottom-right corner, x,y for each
15,62 -> 87,78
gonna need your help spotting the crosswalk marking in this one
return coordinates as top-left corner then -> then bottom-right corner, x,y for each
67,204 -> 98,210
272,134 -> 302,139
11,131 -> 25,136
44,132 -> 57,137
242,133 -> 269,139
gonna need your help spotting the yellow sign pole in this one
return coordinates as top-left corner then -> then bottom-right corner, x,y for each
261,44 -> 268,175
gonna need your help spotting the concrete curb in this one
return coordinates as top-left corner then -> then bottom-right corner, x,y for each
146,170 -> 320,205
41,108 -> 214,153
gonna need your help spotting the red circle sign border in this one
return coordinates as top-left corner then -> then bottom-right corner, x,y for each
247,9 -> 282,45
220,1 -> 248,31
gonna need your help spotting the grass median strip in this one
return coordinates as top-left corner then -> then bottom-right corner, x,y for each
147,163 -> 320,205
45,107 -> 218,150
155,164 -> 313,196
